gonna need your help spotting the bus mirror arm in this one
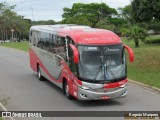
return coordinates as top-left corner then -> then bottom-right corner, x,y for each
69,44 -> 79,63
124,45 -> 134,62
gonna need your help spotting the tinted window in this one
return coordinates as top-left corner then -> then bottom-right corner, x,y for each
36,31 -> 67,61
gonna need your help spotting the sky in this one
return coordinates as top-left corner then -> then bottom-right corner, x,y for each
1,0 -> 131,21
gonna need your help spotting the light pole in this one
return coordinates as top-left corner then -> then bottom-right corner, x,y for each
30,7 -> 34,22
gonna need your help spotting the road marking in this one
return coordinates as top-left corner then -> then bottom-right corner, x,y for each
0,102 -> 15,120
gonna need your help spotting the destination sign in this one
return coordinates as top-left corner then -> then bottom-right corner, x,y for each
82,36 -> 117,41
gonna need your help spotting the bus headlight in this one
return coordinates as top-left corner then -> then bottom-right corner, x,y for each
81,86 -> 91,90
119,83 -> 127,88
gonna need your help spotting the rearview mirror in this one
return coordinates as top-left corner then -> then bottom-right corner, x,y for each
124,45 -> 134,62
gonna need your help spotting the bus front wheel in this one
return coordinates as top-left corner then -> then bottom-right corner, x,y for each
37,65 -> 44,81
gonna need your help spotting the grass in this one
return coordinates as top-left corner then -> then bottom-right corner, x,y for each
0,39 -> 160,88
0,117 -> 3,120
122,37 -> 160,88
1,41 -> 29,51
145,35 -> 160,44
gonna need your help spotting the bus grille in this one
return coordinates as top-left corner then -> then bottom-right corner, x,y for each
92,87 -> 121,93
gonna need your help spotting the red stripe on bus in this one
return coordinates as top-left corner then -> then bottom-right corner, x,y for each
29,48 -> 61,82
103,79 -> 128,88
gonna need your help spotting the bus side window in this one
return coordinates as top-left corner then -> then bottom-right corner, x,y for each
54,35 -> 67,61
48,34 -> 53,52
37,32 -> 43,49
49,33 -> 56,53
39,32 -> 47,49
31,31 -> 35,46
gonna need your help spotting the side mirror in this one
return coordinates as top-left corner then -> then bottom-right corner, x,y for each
124,45 -> 134,62
69,44 -> 79,63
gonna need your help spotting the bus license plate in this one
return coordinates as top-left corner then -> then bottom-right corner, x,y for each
101,96 -> 110,100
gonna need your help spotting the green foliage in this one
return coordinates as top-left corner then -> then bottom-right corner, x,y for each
120,27 -> 130,37
131,0 -> 160,22
146,19 -> 160,31
127,25 -> 148,47
130,26 -> 147,41
61,16 -> 91,26
62,3 -> 117,27
108,18 -> 126,28
0,2 -> 31,40
33,20 -> 56,25
118,5 -> 133,24
96,19 -> 115,31
145,35 -> 160,44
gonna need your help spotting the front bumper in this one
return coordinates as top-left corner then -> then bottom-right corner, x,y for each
77,86 -> 127,100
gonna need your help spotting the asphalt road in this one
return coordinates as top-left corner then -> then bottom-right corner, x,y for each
0,46 -> 160,120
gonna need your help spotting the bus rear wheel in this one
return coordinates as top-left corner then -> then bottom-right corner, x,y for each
37,65 -> 44,81
64,81 -> 72,100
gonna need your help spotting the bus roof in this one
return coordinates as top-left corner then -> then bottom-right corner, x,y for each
30,24 -> 121,45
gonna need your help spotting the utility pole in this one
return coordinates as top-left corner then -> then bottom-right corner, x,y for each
30,7 -> 34,24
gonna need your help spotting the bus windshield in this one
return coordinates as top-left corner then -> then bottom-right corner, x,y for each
78,44 -> 126,82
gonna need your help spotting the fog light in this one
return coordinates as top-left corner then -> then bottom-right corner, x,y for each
122,91 -> 127,96
80,94 -> 87,98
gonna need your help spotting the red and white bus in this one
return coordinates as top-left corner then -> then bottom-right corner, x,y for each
29,24 -> 134,100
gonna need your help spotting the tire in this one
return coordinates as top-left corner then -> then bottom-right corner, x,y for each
64,81 -> 73,99
37,65 -> 44,81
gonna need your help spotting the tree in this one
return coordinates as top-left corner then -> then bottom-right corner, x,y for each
120,27 -> 130,37
33,20 -> 56,25
62,3 -> 117,27
0,2 -> 16,42
118,5 -> 133,24
128,25 -> 147,47
108,5 -> 134,36
131,0 -> 160,22
11,15 -> 31,41
0,2 -> 31,41
61,16 -> 91,26
108,18 -> 126,27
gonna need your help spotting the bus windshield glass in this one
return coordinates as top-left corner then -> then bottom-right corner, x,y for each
78,44 -> 126,82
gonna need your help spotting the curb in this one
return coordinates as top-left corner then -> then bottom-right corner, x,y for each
129,79 -> 160,94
